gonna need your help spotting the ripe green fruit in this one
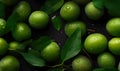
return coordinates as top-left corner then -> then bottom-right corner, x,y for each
0,55 -> 20,71
65,21 -> 86,37
12,23 -> 31,41
29,11 -> 49,29
60,1 -> 80,21
0,38 -> 8,55
84,33 -> 107,54
72,55 -> 92,71
97,52 -> 116,68
9,41 -> 20,50
108,38 -> 120,55
0,18 -> 6,36
41,42 -> 60,62
15,1 -> 31,21
106,18 -> 120,37
85,2 -> 103,20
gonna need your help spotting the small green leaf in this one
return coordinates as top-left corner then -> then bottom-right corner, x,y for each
61,28 -> 82,62
93,0 -> 120,17
30,36 -> 52,51
93,67 -> 118,71
19,52 -> 46,67
41,0 -> 64,15
51,15 -> 63,31
92,0 -> 104,10
0,2 -> 5,18
2,12 -> 20,35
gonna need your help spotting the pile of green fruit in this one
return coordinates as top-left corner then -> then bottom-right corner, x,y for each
0,0 -> 120,71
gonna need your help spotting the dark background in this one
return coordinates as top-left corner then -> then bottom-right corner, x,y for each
2,0 -> 120,71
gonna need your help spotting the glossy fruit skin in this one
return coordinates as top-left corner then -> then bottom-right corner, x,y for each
65,21 -> 86,37
108,38 -> 120,55
60,1 -> 80,21
84,33 -> 108,54
97,52 -> 116,68
29,11 -> 49,29
41,42 -> 60,62
85,2 -> 103,20
9,41 -> 20,50
73,0 -> 90,5
106,18 -> 120,37
0,18 -> 6,36
0,38 -> 8,55
12,23 -> 31,41
0,55 -> 20,71
15,1 -> 31,21
72,55 -> 92,71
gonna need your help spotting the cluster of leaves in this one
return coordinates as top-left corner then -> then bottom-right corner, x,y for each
0,0 -> 120,71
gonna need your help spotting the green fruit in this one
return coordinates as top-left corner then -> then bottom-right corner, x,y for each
0,38 -> 8,55
29,11 -> 49,29
60,1 -> 80,21
9,41 -> 20,50
0,55 -> 20,71
65,21 -> 86,37
74,0 -> 90,5
97,52 -> 116,68
106,18 -> 120,37
72,55 -> 92,71
41,42 -> 60,62
108,38 -> 120,55
85,2 -> 103,20
0,18 -> 6,36
15,1 -> 31,21
84,33 -> 108,54
12,22 -> 31,41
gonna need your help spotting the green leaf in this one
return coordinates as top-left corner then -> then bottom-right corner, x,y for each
19,52 -> 46,67
61,28 -> 82,62
93,67 -> 118,71
30,36 -> 52,51
0,2 -> 5,18
51,15 -> 63,31
92,0 -> 104,10
2,12 -> 20,35
41,0 -> 64,15
93,0 -> 120,17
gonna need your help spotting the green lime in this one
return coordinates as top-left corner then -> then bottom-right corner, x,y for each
106,18 -> 120,37
60,1 -> 80,21
72,55 -> 92,71
0,38 -> 8,55
12,22 -> 31,41
108,38 -> 120,55
97,52 -> 116,68
65,21 -> 86,37
15,1 -> 31,21
0,18 -> 6,36
9,41 -> 20,50
85,2 -> 103,20
41,42 -> 60,62
0,55 -> 20,71
29,11 -> 49,29
84,33 -> 108,54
